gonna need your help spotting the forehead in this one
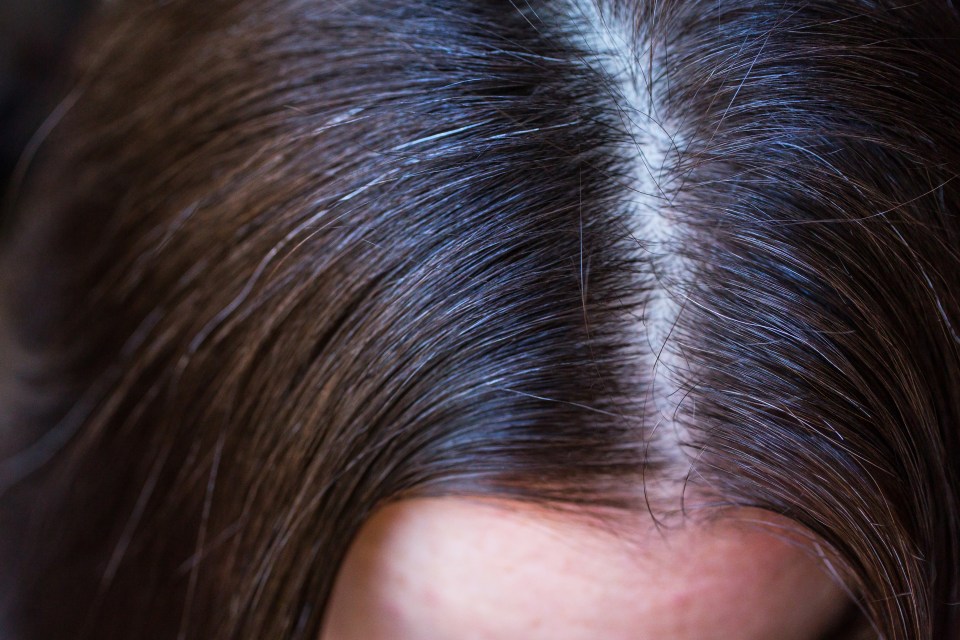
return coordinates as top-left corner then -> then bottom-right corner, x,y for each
321,498 -> 851,639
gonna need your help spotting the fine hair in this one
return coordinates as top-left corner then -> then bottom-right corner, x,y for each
1,1 -> 958,638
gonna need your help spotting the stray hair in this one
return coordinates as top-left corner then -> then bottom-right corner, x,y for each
1,1 -> 959,638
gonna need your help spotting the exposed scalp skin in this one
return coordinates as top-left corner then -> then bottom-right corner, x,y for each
0,1 -> 959,639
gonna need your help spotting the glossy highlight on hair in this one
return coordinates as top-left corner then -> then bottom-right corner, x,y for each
0,1 -> 958,638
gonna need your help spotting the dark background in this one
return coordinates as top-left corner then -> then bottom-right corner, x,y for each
0,0 -> 92,202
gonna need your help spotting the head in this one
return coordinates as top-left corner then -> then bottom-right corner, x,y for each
1,0 -> 959,638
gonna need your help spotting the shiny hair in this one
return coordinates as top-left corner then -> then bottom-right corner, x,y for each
1,1 -> 959,638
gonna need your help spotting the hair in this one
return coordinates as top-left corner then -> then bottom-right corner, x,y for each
1,0 -> 958,638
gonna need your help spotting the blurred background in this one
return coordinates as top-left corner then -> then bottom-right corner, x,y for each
0,0 -> 92,207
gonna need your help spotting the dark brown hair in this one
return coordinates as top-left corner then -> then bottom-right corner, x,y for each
1,0 -> 959,638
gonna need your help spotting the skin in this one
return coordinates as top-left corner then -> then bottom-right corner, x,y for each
321,497 -> 854,640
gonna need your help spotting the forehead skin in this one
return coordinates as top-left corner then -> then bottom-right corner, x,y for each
321,498 -> 851,640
